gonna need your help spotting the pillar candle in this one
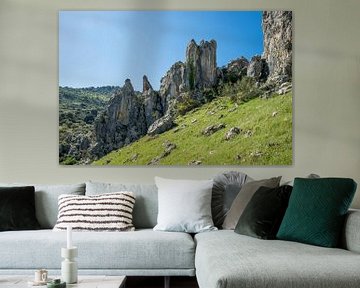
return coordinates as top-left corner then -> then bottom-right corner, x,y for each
67,225 -> 72,249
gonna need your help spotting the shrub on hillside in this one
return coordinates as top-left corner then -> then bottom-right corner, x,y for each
176,93 -> 200,116
220,76 -> 263,103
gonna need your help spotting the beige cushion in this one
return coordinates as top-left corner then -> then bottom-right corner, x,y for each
53,192 -> 136,232
222,177 -> 281,230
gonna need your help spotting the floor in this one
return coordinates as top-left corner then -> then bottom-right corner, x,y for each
126,276 -> 199,288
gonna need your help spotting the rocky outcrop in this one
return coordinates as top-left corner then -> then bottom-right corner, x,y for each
147,113 -> 174,136
159,39 -> 217,113
247,55 -> 269,82
143,75 -> 164,128
224,127 -> 241,140
221,57 -> 249,83
277,81 -> 292,95
202,123 -> 226,136
262,11 -> 292,84
148,140 -> 177,165
186,39 -> 217,90
92,79 -> 147,158
159,61 -> 186,112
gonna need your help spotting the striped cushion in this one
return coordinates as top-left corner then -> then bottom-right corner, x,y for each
53,192 -> 136,232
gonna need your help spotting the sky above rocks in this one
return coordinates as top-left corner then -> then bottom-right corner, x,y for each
59,11 -> 263,91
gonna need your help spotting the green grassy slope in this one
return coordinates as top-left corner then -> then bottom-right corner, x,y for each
93,92 -> 292,166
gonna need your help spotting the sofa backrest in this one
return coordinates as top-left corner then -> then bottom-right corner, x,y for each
0,183 -> 86,228
86,181 -> 158,229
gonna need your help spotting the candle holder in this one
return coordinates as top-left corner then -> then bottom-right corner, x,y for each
61,247 -> 78,284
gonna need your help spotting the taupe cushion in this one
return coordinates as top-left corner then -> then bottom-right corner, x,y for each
222,177 -> 281,229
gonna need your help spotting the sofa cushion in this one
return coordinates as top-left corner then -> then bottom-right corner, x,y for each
53,192 -> 136,232
153,177 -> 216,233
86,182 -> 158,229
0,186 -> 40,231
0,229 -> 195,271
222,177 -> 281,229
0,183 -> 85,228
342,209 -> 360,253
212,171 -> 250,228
195,230 -> 360,288
277,178 -> 357,247
234,185 -> 292,239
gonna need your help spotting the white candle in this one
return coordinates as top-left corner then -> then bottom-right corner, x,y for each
67,225 -> 72,249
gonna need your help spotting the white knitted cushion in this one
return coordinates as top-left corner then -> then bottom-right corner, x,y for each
53,192 -> 135,231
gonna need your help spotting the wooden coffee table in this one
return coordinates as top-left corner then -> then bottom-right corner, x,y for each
0,275 -> 126,288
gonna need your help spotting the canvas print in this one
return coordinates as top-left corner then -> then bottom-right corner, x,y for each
59,11 -> 292,166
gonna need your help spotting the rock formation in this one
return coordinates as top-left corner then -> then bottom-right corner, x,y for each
147,113 -> 174,136
159,39 -> 217,112
92,79 -> 147,158
221,57 -> 249,83
143,75 -> 164,128
262,11 -> 292,83
185,39 -> 217,90
247,55 -> 268,82
159,61 -> 186,112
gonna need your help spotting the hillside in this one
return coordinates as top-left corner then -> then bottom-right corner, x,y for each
59,86 -> 119,164
93,92 -> 292,166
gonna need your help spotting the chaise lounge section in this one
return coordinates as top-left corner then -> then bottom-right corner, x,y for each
195,215 -> 360,288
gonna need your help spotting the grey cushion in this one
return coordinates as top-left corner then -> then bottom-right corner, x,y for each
154,177 -> 216,233
222,177 -> 281,229
0,183 -> 85,228
86,182 -> 158,229
283,173 -> 320,186
212,171 -> 250,228
342,209 -> 360,253
195,230 -> 360,288
0,229 -> 195,271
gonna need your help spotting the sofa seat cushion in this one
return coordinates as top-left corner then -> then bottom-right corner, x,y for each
195,230 -> 360,288
0,229 -> 195,270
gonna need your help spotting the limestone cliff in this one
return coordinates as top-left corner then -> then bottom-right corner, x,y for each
262,11 -> 292,83
143,75 -> 164,128
159,61 -> 186,112
159,39 -> 217,112
92,79 -> 147,158
185,39 -> 217,90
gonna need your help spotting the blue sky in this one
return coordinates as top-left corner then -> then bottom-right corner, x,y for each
59,11 -> 263,91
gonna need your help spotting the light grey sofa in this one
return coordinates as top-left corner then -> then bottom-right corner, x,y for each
0,182 -> 195,279
0,181 -> 359,288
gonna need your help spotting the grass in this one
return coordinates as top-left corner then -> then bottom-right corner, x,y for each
93,92 -> 292,166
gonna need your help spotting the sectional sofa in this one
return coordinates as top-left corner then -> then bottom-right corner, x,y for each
0,180 -> 359,288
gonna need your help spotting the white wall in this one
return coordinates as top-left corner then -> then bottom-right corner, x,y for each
0,0 -> 359,208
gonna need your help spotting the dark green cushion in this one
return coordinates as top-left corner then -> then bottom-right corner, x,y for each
0,186 -> 41,231
235,185 -> 292,239
277,178 -> 357,247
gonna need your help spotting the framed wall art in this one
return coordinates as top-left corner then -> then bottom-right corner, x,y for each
59,10 -> 292,166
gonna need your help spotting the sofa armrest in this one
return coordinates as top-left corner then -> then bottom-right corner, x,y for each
342,209 -> 360,253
